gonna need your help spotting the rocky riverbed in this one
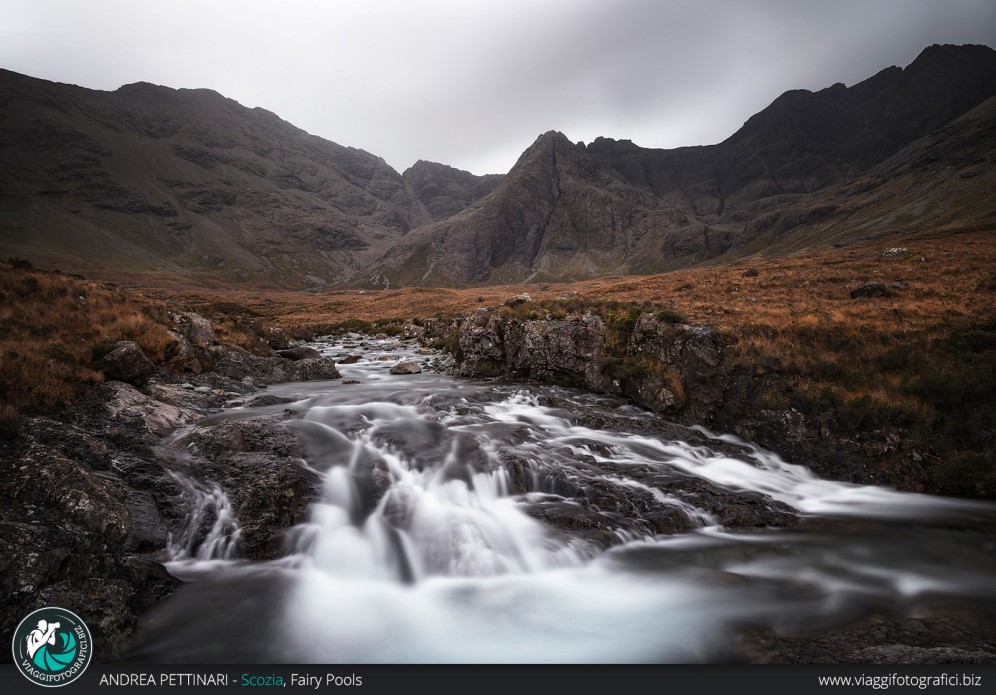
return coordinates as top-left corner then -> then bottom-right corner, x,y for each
2,311 -> 994,664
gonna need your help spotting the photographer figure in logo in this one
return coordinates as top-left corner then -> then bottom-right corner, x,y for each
26,620 -> 60,659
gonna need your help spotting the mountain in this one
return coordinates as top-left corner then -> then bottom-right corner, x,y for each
374,44 -> 996,285
402,160 -> 504,222
1,44 -> 994,288
0,72 -> 495,287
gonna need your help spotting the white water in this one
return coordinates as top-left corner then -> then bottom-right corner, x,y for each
143,336 -> 996,663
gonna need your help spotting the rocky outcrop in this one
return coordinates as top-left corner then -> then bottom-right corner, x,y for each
276,346 -> 322,361
206,344 -> 341,383
0,317 -> 343,658
454,304 -> 935,493
167,417 -> 320,560
93,341 -> 156,386
458,307 -> 727,420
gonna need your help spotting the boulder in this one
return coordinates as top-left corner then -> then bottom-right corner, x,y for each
277,346 -> 323,361
503,292 -> 532,307
458,308 -> 510,377
93,341 -> 155,386
337,355 -> 362,364
181,312 -> 217,347
850,281 -> 892,299
390,360 -> 422,375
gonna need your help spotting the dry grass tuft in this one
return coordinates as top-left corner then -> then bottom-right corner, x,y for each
0,260 -> 174,414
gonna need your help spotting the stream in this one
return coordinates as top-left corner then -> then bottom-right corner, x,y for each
128,336 -> 996,663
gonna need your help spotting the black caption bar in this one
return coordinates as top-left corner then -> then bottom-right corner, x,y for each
0,664 -> 992,695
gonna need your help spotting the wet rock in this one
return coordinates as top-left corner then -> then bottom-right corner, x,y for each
0,415 -> 182,658
850,281 -> 892,299
390,360 -> 423,375
178,417 -> 319,559
277,346 -> 322,361
99,382 -> 201,439
506,314 -> 612,392
245,394 -> 294,408
93,341 -> 155,386
337,354 -> 362,364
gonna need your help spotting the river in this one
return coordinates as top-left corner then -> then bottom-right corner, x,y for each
127,336 -> 996,663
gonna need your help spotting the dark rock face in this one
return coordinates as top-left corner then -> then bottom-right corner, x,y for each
627,316 -> 728,422
277,346 -> 322,361
0,406 -> 191,659
458,309 -> 727,421
207,344 -> 341,383
169,417 -> 320,560
93,341 -> 156,386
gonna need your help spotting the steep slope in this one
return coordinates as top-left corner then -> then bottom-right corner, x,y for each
730,93 -> 996,256
375,44 -> 996,286
0,71 -> 431,287
373,132 -> 711,286
402,160 -> 504,221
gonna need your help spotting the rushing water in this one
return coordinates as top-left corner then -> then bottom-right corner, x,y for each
130,336 -> 996,663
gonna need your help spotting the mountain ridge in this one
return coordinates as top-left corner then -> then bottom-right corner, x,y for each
1,43 -> 994,288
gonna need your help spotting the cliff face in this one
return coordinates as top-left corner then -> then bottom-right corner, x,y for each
373,131 -> 712,286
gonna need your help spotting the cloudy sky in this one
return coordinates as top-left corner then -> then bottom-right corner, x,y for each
3,0 -> 995,175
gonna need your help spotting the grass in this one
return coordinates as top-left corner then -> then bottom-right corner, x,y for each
0,259 -> 272,434
0,259 -> 175,427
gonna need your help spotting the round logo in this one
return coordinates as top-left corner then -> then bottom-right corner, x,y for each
12,607 -> 92,687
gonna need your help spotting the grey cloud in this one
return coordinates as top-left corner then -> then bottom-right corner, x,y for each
1,0 -> 994,175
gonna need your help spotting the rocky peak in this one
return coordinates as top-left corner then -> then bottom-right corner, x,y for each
402,159 -> 504,221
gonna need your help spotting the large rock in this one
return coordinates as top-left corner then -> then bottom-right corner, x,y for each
506,313 -> 612,392
627,315 -> 729,421
93,341 -> 155,386
0,415 -> 182,659
207,345 -> 341,383
173,417 -> 320,560
850,281 -> 892,299
390,360 -> 422,375
179,312 -> 217,347
458,308 -> 728,422
458,308 -> 511,377
277,346 -> 322,361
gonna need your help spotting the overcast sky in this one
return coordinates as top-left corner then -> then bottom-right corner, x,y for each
2,0 -> 995,175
